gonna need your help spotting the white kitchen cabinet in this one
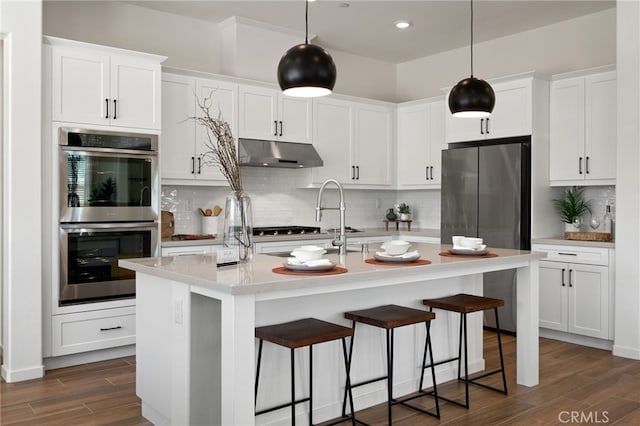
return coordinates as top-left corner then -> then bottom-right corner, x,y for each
397,99 -> 446,187
309,96 -> 393,187
445,78 -> 532,143
161,244 -> 220,256
549,69 -> 616,185
534,244 -> 611,340
51,306 -> 136,356
238,84 -> 312,143
161,72 -> 238,184
48,37 -> 164,130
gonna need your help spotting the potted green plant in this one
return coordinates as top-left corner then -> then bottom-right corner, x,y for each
553,187 -> 591,232
398,203 -> 411,221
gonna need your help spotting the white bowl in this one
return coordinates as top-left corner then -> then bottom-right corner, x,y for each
291,245 -> 326,262
459,237 -> 484,249
452,235 -> 465,247
381,240 -> 411,255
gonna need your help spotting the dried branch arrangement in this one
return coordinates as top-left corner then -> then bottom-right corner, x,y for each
191,95 -> 242,192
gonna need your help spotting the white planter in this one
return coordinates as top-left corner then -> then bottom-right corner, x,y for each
564,222 -> 580,232
400,213 -> 411,221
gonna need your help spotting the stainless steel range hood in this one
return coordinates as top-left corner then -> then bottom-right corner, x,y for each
238,138 -> 323,168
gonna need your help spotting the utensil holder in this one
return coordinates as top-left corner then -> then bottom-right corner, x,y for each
201,216 -> 219,236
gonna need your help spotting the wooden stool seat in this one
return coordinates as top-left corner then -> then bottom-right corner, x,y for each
256,318 -> 353,349
344,304 -> 435,329
422,293 -> 504,313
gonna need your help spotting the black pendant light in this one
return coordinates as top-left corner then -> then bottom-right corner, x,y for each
448,0 -> 495,118
277,0 -> 337,97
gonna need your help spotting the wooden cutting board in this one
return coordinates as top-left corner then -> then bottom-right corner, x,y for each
161,211 -> 175,238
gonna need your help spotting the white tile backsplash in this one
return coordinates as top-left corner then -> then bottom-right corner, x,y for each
161,168 -> 441,234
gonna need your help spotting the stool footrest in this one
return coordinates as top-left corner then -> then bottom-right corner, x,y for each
255,396 -> 311,416
433,394 -> 469,409
349,374 -> 388,389
465,368 -> 506,383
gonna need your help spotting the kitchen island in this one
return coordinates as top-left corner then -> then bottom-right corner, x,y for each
120,243 -> 544,426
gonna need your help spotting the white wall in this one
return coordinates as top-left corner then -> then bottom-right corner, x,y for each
43,1 -> 220,73
396,8 -> 616,101
614,0 -> 640,360
1,0 -> 45,382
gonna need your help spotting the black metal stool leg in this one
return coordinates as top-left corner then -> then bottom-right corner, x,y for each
495,307 -> 508,394
426,321 -> 440,418
309,345 -> 313,426
386,328 -> 393,426
341,321 -> 356,417
291,348 -> 296,426
255,339 -> 264,409
341,337 -> 356,425
457,312 -> 464,381
462,313 -> 469,409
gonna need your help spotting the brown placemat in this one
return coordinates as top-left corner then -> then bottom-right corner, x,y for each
365,258 -> 432,266
170,234 -> 216,240
439,251 -> 498,258
272,266 -> 348,276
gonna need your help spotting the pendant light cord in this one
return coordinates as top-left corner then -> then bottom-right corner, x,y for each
305,0 -> 309,44
470,0 -> 474,78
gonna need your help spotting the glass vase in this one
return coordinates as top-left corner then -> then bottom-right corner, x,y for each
223,190 -> 253,262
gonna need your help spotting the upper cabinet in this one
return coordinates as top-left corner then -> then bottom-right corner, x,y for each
308,96 -> 393,187
397,99 -> 446,188
47,37 -> 165,130
445,79 -> 532,143
238,85 -> 312,143
549,68 -> 616,185
161,72 -> 238,185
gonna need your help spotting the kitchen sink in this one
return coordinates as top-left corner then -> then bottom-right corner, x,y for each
262,246 -> 362,258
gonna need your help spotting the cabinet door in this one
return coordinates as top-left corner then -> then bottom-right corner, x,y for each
312,97 -> 354,184
538,261 -> 568,331
549,77 -> 585,181
585,71 -> 616,181
161,74 -> 197,180
279,95 -> 313,143
488,79 -> 532,139
445,110 -> 482,143
110,56 -> 162,129
238,85 -> 278,140
428,101 -> 447,185
397,103 -> 430,186
196,79 -> 239,181
568,264 -> 609,339
51,47 -> 110,125
355,104 -> 392,185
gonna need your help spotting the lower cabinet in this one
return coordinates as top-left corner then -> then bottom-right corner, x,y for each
161,244 -> 220,256
51,306 -> 136,356
534,244 -> 612,340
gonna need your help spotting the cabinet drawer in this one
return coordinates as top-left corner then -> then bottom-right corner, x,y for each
161,245 -> 216,256
532,244 -> 609,266
52,307 -> 136,356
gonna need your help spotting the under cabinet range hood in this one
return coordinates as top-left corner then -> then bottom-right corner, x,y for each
238,138 -> 323,168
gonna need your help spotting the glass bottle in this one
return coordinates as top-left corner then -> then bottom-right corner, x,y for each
223,190 -> 253,262
602,205 -> 612,234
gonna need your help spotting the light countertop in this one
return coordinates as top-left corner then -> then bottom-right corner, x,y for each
532,237 -> 615,249
121,242 -> 544,296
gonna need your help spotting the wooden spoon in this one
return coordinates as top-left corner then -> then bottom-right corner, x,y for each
205,208 -> 213,216
198,208 -> 206,216
213,205 -> 222,217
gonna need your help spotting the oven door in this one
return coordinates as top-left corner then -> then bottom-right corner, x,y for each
59,222 -> 158,305
60,146 -> 158,222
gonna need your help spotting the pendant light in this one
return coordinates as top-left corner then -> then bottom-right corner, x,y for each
448,0 -> 495,118
277,0 -> 337,97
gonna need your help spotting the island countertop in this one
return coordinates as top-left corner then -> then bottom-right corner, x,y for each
120,243 -> 545,297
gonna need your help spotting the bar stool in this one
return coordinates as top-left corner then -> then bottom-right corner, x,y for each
255,318 -> 355,426
421,294 -> 508,409
342,304 -> 440,425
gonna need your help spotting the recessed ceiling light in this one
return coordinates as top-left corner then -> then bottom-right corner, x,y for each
394,20 -> 411,29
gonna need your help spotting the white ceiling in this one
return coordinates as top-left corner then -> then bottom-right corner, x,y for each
126,0 -> 615,63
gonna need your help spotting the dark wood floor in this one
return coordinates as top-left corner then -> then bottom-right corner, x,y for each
2,333 -> 639,425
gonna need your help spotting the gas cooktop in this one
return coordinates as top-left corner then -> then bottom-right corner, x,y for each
253,226 -> 321,237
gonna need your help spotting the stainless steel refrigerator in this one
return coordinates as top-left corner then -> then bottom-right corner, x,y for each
441,137 -> 531,333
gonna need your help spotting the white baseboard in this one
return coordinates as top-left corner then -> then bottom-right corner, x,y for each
44,345 -> 135,370
1,363 -> 45,383
539,329 -> 613,351
612,344 -> 640,360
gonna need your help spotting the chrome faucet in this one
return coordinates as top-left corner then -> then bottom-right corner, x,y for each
316,179 -> 347,255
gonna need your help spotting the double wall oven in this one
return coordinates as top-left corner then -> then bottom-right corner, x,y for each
58,128 -> 159,305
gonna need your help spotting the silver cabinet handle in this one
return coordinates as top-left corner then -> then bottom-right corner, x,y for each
561,268 -> 566,286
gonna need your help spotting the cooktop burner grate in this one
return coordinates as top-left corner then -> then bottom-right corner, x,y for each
253,226 -> 321,237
